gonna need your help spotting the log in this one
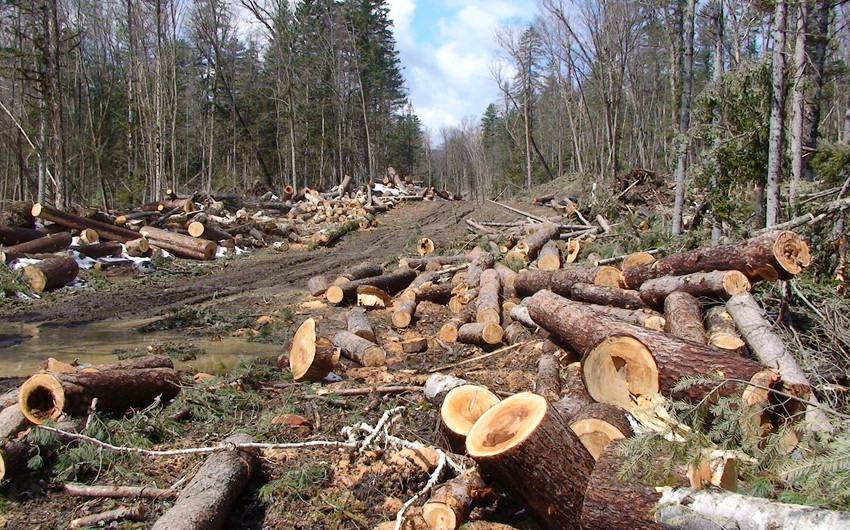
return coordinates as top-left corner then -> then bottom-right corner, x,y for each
401,336 -> 428,354
527,290 -> 769,410
356,285 -> 392,308
63,484 -> 179,501
331,330 -> 386,367
536,240 -> 562,271
448,287 -> 478,313
336,261 -> 383,282
557,362 -> 594,413
78,228 -> 99,245
533,353 -> 561,401
418,237 -> 436,255
392,300 -> 417,328
399,254 -> 469,271
22,256 -> 80,292
504,222 -> 560,270
421,469 -> 496,530
439,385 -> 500,454
4,231 -> 72,256
31,203 -> 140,243
465,250 -> 495,288
466,392 -> 595,530
151,434 -> 258,530
72,241 -> 123,259
515,266 -> 623,298
475,269 -> 501,324
457,322 -> 503,346
0,404 -> 29,445
494,263 -> 518,300
325,268 -> 417,305
346,307 -> 376,342
439,307 -> 474,343
569,282 -> 647,310
140,226 -> 217,260
18,367 -> 181,424
639,270 -> 751,308
307,275 -> 331,297
663,291 -> 706,344
94,355 -> 175,372
125,237 -> 150,257
69,505 -> 146,529
567,402 -> 632,460
0,225 -> 45,246
0,440 -> 30,481
187,221 -> 233,242
704,306 -> 745,351
408,283 -> 454,305
503,321 -> 528,345
623,231 -> 810,288
599,305 -> 666,330
283,318 -> 340,382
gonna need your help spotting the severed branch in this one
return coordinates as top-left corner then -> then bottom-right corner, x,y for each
68,505 -> 145,529
63,483 -> 179,500
304,385 -> 424,398
428,340 -> 533,373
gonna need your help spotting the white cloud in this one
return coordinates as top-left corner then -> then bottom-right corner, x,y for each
388,0 -> 536,135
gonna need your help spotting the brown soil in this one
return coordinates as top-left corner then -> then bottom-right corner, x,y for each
0,199 -> 550,530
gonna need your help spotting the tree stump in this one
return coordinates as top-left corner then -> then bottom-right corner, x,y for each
439,385 -> 500,453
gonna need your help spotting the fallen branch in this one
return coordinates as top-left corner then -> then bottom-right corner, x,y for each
63,483 -> 179,500
307,385 -> 424,398
428,340 -> 533,373
68,505 -> 145,529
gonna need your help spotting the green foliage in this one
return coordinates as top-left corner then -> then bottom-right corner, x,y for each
137,306 -> 259,336
811,142 -> 850,186
258,464 -> 330,506
0,266 -> 28,301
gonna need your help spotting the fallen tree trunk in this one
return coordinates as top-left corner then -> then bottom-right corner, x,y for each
515,266 -> 623,298
663,291 -> 706,344
536,240 -> 562,271
475,269 -> 501,324
392,300 -> 417,328
63,483 -> 179,500
638,270 -> 751,308
0,404 -> 29,445
307,275 -> 330,297
533,353 -> 561,401
72,241 -> 124,259
18,367 -> 181,424
399,254 -> 469,271
325,268 -> 417,305
505,222 -> 560,271
4,231 -> 72,257
151,434 -> 258,530
466,392 -> 595,530
140,226 -> 217,260
335,262 -> 383,283
331,330 -> 386,367
421,469 -> 496,530
623,231 -> 810,288
439,385 -> 500,454
22,256 -> 80,292
0,225 -> 45,246
346,307 -> 376,342
457,322 -> 503,346
527,290 -> 769,411
569,283 -> 646,310
187,221 -> 233,242
32,203 -> 140,243
439,307 -> 474,343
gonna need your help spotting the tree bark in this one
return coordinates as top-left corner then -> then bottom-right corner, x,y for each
4,231 -> 72,258
422,469 -> 496,530
570,282 -> 646,310
331,330 -> 386,367
72,241 -> 124,259
32,203 -> 140,243
504,222 -> 561,271
663,291 -> 706,344
515,266 -> 624,297
346,307 -> 376,342
704,306 -> 745,352
18,367 -> 181,424
466,392 -> 594,530
325,268 -> 417,305
623,231 -> 810,288
475,269 -> 501,325
639,270 -> 751,308
392,300 -> 417,328
533,353 -> 561,401
0,225 -> 45,246
283,318 -> 339,382
22,256 -> 79,292
151,434 -> 258,530
140,226 -> 217,260
766,0 -> 788,227
307,275 -> 330,297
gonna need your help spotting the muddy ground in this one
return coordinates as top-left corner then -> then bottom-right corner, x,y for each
0,198 -> 558,529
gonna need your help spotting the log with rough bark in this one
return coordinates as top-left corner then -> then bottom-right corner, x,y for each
421,469 -> 496,530
475,269 -> 501,324
398,254 -> 470,271
140,226 -> 217,260
23,256 -> 80,292
515,266 -> 623,298
567,402 -> 632,460
72,241 -> 123,259
663,291 -> 706,344
534,353 -> 561,401
620,250 -> 657,270
187,221 -> 233,242
465,250 -> 495,288
392,300 -> 417,328
0,440 -> 30,481
536,240 -> 562,271
527,290 -> 770,411
0,225 -> 45,246
565,301 -> 666,331
307,275 -> 331,297
704,306 -> 745,351
505,222 -> 561,271
623,231 -> 810,288
4,231 -> 72,258
335,261 -> 383,283
439,307 -> 474,343
503,321 -> 528,345
639,270 -> 751,308
466,392 -> 595,530
331,330 -> 386,367
18,367 -> 181,424
569,282 -> 647,310
439,384 -> 500,453
457,322 -> 503,346
282,318 -> 340,382
346,307 -> 376,342
151,434 -> 258,530
581,441 -> 850,530
325,268 -> 417,305
555,362 -> 594,416
407,283 -> 454,304
31,203 -> 140,243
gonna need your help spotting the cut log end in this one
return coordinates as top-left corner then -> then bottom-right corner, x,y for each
325,285 -> 344,305
18,373 -> 66,424
466,392 -> 547,457
583,336 -> 660,411
723,270 -> 752,295
441,385 -> 501,453
773,231 -> 811,275
288,319 -> 339,382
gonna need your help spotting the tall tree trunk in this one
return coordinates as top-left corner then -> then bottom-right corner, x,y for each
672,0 -> 696,235
766,0 -> 787,228
801,0 -> 831,180
789,1 -> 808,214
711,0 -> 724,245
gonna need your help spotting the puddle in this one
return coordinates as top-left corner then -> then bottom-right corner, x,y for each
0,319 -> 285,377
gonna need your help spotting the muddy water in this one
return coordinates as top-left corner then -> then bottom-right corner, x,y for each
0,319 -> 284,377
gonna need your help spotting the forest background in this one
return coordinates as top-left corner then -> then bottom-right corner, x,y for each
0,0 -> 849,239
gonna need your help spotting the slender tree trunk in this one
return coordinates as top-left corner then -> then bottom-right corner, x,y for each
766,0 -> 787,228
711,0 -> 724,244
789,1 -> 808,214
801,0 -> 831,180
672,0 -> 696,235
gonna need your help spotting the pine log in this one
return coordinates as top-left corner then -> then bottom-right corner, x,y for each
0,202 -> 36,228
465,251 -> 495,288
527,290 -> 769,410
409,283 -> 454,304
18,367 -> 181,424
125,237 -> 150,257
536,241 -> 562,271
401,336 -> 429,353
72,241 -> 123,259
508,303 -> 538,328
325,268 -> 417,305
0,225 -> 45,246
557,362 -> 594,413
421,469 -> 496,530
399,254 -> 469,271
187,221 -> 233,242
505,222 -> 560,271
151,434 -> 258,530
623,231 -> 810,288
704,306 -> 745,351
515,266 -> 623,298
93,355 -> 175,372
533,353 -> 561,401
439,307 -> 474,343
639,270 -> 751,308
23,256 -> 80,292
331,330 -> 386,367
346,307 -> 376,342
140,226 -> 217,260
0,440 -> 30,482
0,404 -> 29,445
575,303 -> 666,331
503,321 -> 528,345
569,282 -> 647,309
32,203 -> 140,243
283,318 -> 340,382
307,275 -> 331,297
392,300 -> 417,328
568,402 -> 632,460
78,228 -> 99,245
457,322 -> 503,346
663,291 -> 706,344
5,231 -> 72,256
466,392 -> 595,530
439,385 -> 500,453
475,269 -> 501,324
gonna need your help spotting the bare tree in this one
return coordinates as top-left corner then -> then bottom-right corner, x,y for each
672,0 -> 696,235
766,0 -> 787,227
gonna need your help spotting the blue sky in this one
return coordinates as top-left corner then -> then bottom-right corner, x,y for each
387,0 -> 536,135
